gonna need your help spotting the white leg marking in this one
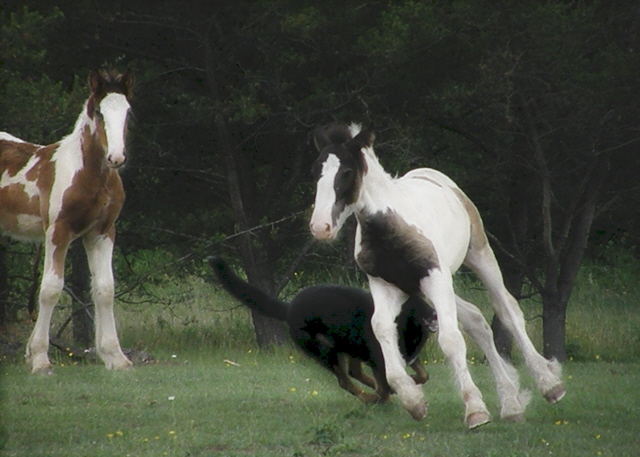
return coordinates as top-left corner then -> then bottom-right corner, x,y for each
368,277 -> 427,421
421,270 -> 491,428
26,233 -> 66,374
456,295 -> 530,421
83,234 -> 131,370
466,246 -> 564,402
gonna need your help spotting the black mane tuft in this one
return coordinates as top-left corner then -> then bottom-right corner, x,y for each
324,124 -> 354,146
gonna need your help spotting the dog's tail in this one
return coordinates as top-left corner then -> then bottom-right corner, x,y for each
207,256 -> 288,321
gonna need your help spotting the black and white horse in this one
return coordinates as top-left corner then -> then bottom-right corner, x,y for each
309,124 -> 565,428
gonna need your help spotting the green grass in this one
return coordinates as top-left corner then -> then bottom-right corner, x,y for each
2,259 -> 640,456
89,264 -> 639,365
2,352 -> 639,456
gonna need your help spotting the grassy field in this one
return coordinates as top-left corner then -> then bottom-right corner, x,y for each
1,258 -> 640,456
2,351 -> 639,457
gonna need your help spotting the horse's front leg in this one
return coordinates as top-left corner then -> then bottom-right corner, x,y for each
83,231 -> 131,370
26,227 -> 70,374
369,277 -> 426,420
421,269 -> 491,429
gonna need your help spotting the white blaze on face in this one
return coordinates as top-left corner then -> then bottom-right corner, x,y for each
310,154 -> 341,240
99,93 -> 130,168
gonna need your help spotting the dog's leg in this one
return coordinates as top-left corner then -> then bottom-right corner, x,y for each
409,359 -> 429,385
367,364 -> 392,403
347,357 -> 377,390
334,353 -> 381,404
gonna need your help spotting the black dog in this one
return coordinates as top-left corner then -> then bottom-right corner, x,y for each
208,256 -> 437,403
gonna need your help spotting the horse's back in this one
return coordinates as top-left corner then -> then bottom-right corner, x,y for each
401,168 -> 461,190
0,138 -> 40,169
0,137 -> 51,241
0,132 -> 27,143
390,167 -> 474,270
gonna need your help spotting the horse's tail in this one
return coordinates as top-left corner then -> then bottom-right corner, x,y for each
207,256 -> 289,322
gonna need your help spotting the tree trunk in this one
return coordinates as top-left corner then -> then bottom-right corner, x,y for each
68,240 -> 94,347
542,294 -> 567,361
0,240 -> 7,330
491,149 -> 533,360
242,250 -> 288,348
543,149 -> 607,361
202,24 -> 287,348
26,245 -> 42,320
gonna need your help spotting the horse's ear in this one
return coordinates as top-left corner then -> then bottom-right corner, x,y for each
119,68 -> 134,98
88,69 -> 103,93
312,126 -> 332,152
348,128 -> 375,152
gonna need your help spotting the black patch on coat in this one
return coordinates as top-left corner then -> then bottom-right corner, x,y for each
357,210 -> 440,295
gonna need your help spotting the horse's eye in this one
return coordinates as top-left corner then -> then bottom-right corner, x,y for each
95,109 -> 104,121
339,168 -> 353,180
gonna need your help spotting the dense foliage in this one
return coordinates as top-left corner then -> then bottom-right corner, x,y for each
1,1 -> 639,356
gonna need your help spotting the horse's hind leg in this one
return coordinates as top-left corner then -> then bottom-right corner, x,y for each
465,244 -> 565,404
26,228 -> 69,374
455,295 -> 529,421
83,232 -> 131,370
420,269 -> 491,429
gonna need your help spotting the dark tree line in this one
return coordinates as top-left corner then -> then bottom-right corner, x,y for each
1,1 -> 639,360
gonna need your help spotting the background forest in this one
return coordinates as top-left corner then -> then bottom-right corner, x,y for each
1,0 -> 639,362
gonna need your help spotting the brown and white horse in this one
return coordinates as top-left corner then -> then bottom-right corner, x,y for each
0,69 -> 134,374
309,124 -> 565,428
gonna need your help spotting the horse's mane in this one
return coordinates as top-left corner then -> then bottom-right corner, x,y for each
324,124 -> 360,146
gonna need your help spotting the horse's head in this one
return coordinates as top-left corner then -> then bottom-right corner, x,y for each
86,69 -> 134,169
309,124 -> 374,240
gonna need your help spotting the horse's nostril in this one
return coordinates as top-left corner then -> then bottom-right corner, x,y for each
107,155 -> 126,168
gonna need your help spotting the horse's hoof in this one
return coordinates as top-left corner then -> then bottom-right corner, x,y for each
31,365 -> 54,376
408,401 -> 428,421
503,413 -> 525,423
360,392 -> 382,404
105,355 -> 133,371
466,412 -> 491,429
544,384 -> 566,404
111,361 -> 133,371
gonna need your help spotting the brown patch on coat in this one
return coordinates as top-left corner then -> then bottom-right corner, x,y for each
451,188 -> 488,252
0,141 -> 43,236
56,128 -> 124,239
0,140 -> 39,176
0,140 -> 61,237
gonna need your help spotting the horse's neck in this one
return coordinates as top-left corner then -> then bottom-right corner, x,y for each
58,102 -> 104,171
357,149 -> 396,213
